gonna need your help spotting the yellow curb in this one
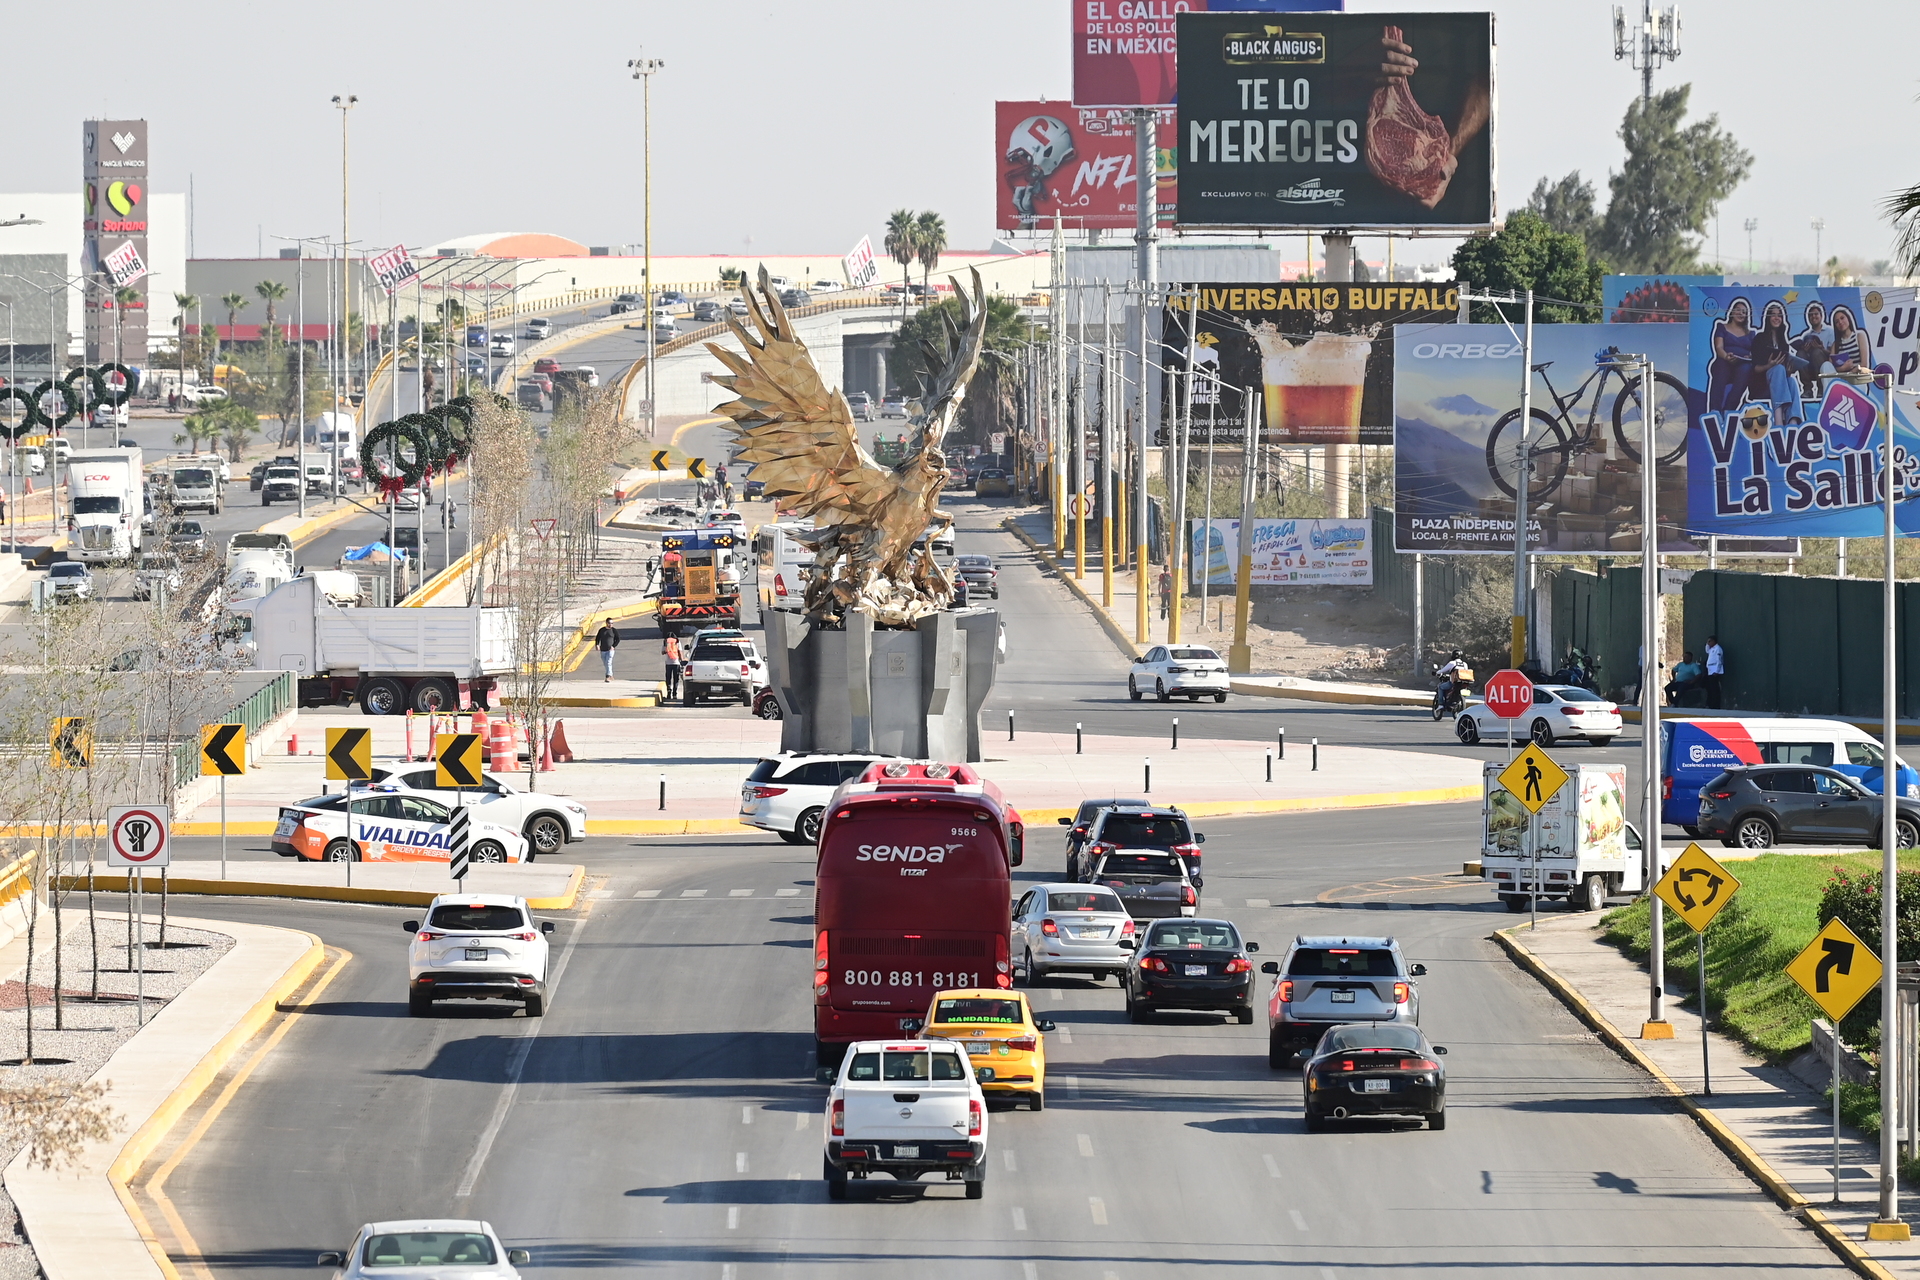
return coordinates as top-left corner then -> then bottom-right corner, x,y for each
61,862 -> 584,911
108,928 -> 325,1280
404,529 -> 505,607
1003,518 -> 1147,662
500,693 -> 659,709
588,818 -> 759,836
1494,926 -> 1900,1280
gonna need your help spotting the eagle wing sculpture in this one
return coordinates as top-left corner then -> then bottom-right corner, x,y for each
706,267 -> 989,626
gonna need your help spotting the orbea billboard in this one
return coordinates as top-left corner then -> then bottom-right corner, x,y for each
997,101 -> 1175,231
1073,0 -> 1345,109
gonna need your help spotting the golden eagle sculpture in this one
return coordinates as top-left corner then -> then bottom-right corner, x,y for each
706,267 -> 989,627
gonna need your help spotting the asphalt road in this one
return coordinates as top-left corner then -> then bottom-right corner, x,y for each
150,813 -> 1848,1277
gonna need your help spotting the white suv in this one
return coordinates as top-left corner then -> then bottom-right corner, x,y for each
739,753 -> 892,844
404,894 -> 554,1017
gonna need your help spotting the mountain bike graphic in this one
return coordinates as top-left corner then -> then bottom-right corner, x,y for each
1483,346 -> 1689,501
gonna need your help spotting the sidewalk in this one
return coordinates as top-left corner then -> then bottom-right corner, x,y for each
1507,914 -> 1920,1277
181,711 -> 1481,833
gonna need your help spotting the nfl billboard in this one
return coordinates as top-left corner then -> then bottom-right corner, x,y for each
997,101 -> 1176,231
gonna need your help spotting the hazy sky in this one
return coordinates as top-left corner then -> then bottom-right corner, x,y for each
7,0 -> 1915,273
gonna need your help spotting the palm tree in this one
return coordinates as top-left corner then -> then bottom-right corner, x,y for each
884,209 -> 918,319
173,292 -> 197,405
254,280 -> 289,345
1888,179 -> 1920,278
219,292 -> 248,361
914,211 -> 947,299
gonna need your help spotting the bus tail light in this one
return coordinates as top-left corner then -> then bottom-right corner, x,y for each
831,1099 -> 844,1136
1393,982 -> 1410,1004
1040,918 -> 1059,936
815,932 -> 828,971
968,1099 -> 983,1136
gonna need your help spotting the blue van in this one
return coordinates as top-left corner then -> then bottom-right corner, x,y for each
1662,717 -> 1920,831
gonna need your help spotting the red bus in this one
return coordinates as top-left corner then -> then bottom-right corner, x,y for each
812,763 -> 1019,1065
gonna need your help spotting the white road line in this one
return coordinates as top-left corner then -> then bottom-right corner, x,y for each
1003,1148 -> 1018,1171
1063,1076 -> 1080,1097
776,887 -> 801,896
1289,1209 -> 1309,1232
736,1152 -> 749,1173
1012,1207 -> 1028,1231
455,914 -> 589,1197
1056,1026 -> 1073,1044
723,1266 -> 736,1280
795,1111 -> 810,1131
1105,1273 -> 1121,1280
742,1106 -> 753,1125
1050,988 -> 1066,1002
1076,1133 -> 1094,1158
1089,1196 -> 1108,1225
587,888 -> 612,899
1246,898 -> 1270,908
729,888 -> 754,897
1023,1265 -> 1039,1280
1263,1154 -> 1282,1179
633,889 -> 661,899
727,1206 -> 740,1230
681,889 -> 707,898
1321,1270 -> 1338,1280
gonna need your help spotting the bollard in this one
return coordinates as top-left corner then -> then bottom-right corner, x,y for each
1312,738 -> 1319,771
1008,710 -> 1015,741
659,773 -> 667,811
1266,748 -> 1272,782
1075,722 -> 1083,754
287,734 -> 298,755
1172,717 -> 1179,750
404,710 -> 415,762
1144,756 -> 1151,794
1278,727 -> 1285,760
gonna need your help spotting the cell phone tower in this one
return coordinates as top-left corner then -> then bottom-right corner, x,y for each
1613,1 -> 1682,105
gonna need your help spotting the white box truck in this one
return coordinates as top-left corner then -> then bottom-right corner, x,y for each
1480,762 -> 1644,914
67,447 -> 144,563
243,574 -> 515,714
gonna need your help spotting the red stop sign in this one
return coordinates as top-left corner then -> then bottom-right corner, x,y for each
1483,669 -> 1534,719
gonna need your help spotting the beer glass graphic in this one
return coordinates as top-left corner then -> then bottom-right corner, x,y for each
1248,325 -> 1371,444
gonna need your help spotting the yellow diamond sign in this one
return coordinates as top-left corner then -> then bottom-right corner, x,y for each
1785,917 -> 1883,1023
1654,843 -> 1741,933
1495,743 -> 1570,815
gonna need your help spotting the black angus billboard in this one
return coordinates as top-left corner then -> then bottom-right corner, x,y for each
1175,12 -> 1495,228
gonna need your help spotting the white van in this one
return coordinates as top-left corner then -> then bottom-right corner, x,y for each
755,521 -> 816,612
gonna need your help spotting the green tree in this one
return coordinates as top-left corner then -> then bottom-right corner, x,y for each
181,400 -> 257,461
1887,180 -> 1920,278
719,266 -> 745,288
254,280 -> 288,343
218,292 -> 248,360
884,209 -> 918,304
1451,210 -> 1605,324
887,294 -> 1030,443
914,211 -> 947,297
1593,86 -> 1751,274
172,293 -> 198,400
1527,172 -> 1602,250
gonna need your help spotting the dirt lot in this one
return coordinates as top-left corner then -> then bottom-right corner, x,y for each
1172,586 -> 1415,684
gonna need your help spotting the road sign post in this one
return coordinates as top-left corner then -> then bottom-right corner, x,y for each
326,728 -> 373,888
1788,917 -> 1885,1208
1654,843 -> 1743,1095
201,723 -> 247,880
108,806 -> 169,1027
1496,743 -> 1569,931
448,803 -> 472,884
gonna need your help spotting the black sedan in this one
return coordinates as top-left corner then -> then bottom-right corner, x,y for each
1300,1022 -> 1448,1131
1121,917 -> 1256,1023
1697,764 -> 1920,850
1087,849 -> 1198,920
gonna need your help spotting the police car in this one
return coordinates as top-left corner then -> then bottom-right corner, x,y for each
273,785 -> 531,864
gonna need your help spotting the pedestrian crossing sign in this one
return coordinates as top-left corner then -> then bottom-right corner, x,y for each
1495,743 -> 1569,815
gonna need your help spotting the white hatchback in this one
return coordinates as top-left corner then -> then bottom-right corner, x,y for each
1455,683 -> 1622,747
739,752 -> 892,844
1129,644 -> 1230,703
404,894 -> 553,1017
320,1218 -> 528,1278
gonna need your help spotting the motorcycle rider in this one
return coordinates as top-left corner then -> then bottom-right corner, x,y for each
1433,650 -> 1471,714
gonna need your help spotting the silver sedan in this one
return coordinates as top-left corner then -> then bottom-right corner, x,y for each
1012,883 -> 1136,984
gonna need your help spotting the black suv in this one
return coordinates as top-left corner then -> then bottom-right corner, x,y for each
1074,805 -> 1204,882
1698,765 -> 1920,850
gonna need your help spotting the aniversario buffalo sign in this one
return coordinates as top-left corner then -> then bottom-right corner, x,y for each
1175,12 -> 1494,228
1164,281 -> 1459,445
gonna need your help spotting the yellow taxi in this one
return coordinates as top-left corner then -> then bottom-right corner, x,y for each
917,988 -> 1053,1110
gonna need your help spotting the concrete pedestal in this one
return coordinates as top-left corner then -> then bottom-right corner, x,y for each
762,609 -> 1001,762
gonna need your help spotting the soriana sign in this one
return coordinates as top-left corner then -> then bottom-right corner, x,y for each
1073,0 -> 1346,109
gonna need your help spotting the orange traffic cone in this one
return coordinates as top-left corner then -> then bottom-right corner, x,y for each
548,720 -> 576,764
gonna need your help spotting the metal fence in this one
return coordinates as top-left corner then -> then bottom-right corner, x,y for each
169,671 -> 296,785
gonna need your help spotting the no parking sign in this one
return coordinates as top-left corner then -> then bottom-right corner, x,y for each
107,806 -> 171,868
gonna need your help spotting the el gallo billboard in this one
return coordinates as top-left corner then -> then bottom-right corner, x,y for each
1175,11 -> 1494,228
1074,0 -> 1344,109
1164,281 -> 1459,446
998,102 -> 1176,231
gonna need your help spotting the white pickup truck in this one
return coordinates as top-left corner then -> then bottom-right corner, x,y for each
823,1039 -> 988,1200
681,638 -> 767,707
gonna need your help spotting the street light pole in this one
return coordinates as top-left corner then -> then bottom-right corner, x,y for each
331,96 -> 358,419
629,54 -> 664,440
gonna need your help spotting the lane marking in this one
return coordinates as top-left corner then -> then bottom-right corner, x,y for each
723,1266 -> 737,1280
1089,1196 -> 1108,1225
1263,1154 -> 1282,1179
795,1111 -> 810,1131
455,915 -> 589,1197
144,947 -> 354,1280
736,1152 -> 749,1172
776,888 -> 801,897
742,1106 -> 753,1125
729,888 -> 754,897
727,1206 -> 740,1230
1063,1075 -> 1080,1097
1289,1208 -> 1309,1231
1246,898 -> 1271,908
633,889 -> 661,899
1023,1265 -> 1039,1280
1056,1026 -> 1073,1044
1003,1148 -> 1018,1171
588,888 -> 612,899
1077,1133 -> 1094,1158
1050,988 -> 1065,1003
1012,1207 -> 1028,1231
681,889 -> 708,898
1322,1270 -> 1338,1280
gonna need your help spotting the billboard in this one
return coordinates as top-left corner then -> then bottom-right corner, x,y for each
843,235 -> 879,288
1175,12 -> 1494,228
1189,517 -> 1372,586
369,244 -> 419,296
82,119 -> 150,362
1685,286 -> 1920,538
997,102 -> 1176,231
1393,323 -> 1694,553
1074,0 -> 1345,109
1164,281 -> 1459,445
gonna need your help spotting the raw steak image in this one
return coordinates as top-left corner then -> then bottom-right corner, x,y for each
1365,25 -> 1457,208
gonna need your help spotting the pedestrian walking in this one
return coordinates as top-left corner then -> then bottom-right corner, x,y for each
1704,635 -> 1725,708
595,620 -> 621,682
663,632 -> 683,700
1157,568 -> 1171,620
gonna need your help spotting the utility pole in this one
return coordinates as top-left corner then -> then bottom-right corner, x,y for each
629,54 -> 665,440
1612,1 -> 1681,104
1463,288 -> 1538,668
331,96 -> 357,418
1744,219 -> 1759,272
1812,217 -> 1826,282
1133,106 -> 1159,645
1050,212 -> 1066,550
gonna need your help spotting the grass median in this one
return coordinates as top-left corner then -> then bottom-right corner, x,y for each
1601,850 -> 1920,1062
